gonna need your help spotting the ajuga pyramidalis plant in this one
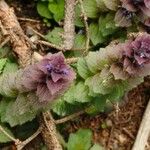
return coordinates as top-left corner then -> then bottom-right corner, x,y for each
53,33 -> 150,116
0,52 -> 76,103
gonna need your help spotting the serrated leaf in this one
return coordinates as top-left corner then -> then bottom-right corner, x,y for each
1,94 -> 37,127
0,99 -> 9,120
37,1 -> 52,19
52,99 -> 82,116
85,51 -> 102,73
73,34 -> 86,49
74,82 -> 91,103
93,95 -> 107,112
99,13 -> 117,37
83,0 -> 99,18
3,61 -> 18,73
63,85 -> 76,104
45,27 -> 63,45
0,124 -> 14,143
0,58 -> 7,74
0,73 -> 18,97
67,129 -> 92,150
85,95 -> 107,114
89,23 -> 105,45
96,0 -> 108,12
75,4 -> 84,27
61,82 -> 91,104
107,82 -> 127,101
85,69 -> 114,95
127,77 -> 144,91
102,0 -> 119,11
90,144 -> 104,150
77,58 -> 92,79
48,0 -> 65,22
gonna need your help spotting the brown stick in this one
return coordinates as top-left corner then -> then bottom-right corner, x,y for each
40,112 -> 62,150
55,110 -> 85,124
0,0 -> 32,67
63,0 -> 76,50
132,99 -> 150,150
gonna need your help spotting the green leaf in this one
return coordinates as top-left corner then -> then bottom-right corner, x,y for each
99,13 -> 117,37
0,99 -> 9,120
83,0 -> 99,18
37,1 -> 52,19
90,144 -> 104,150
45,27 -> 63,45
63,85 -> 76,104
85,69 -> 114,95
0,124 -> 14,143
107,82 -> 127,101
1,94 -> 37,127
67,129 -> 92,150
102,0 -> 119,10
74,82 -> 91,103
96,0 -> 108,12
60,82 -> 90,104
0,73 -> 18,97
77,58 -> 92,79
89,23 -> 105,45
92,95 -> 107,112
85,51 -> 103,73
73,34 -> 86,49
52,99 -> 82,116
75,4 -> 84,27
85,95 -> 107,114
48,0 -> 65,22
3,61 -> 18,74
0,58 -> 7,74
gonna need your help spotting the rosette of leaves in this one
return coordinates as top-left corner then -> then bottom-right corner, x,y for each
52,33 -> 150,116
0,52 -> 76,126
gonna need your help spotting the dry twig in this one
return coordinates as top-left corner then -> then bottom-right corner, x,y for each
132,99 -> 150,150
55,110 -> 85,124
0,0 -> 32,67
63,0 -> 76,50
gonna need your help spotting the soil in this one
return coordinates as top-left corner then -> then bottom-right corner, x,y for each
2,0 -> 150,150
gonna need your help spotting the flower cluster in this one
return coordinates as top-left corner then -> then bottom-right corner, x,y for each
115,0 -> 150,27
110,33 -> 150,79
22,52 -> 76,102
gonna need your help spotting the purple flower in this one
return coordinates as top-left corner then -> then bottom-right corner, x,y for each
115,0 -> 150,27
115,7 -> 133,27
121,0 -> 150,13
22,52 -> 76,102
110,33 -> 150,79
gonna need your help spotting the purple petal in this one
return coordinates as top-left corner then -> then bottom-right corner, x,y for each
51,72 -> 64,82
144,0 -> 150,9
36,83 -> 53,102
22,66 -> 44,90
121,0 -> 136,11
46,79 -> 63,95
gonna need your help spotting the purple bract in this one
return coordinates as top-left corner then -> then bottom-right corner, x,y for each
22,52 -> 76,102
110,33 -> 150,79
